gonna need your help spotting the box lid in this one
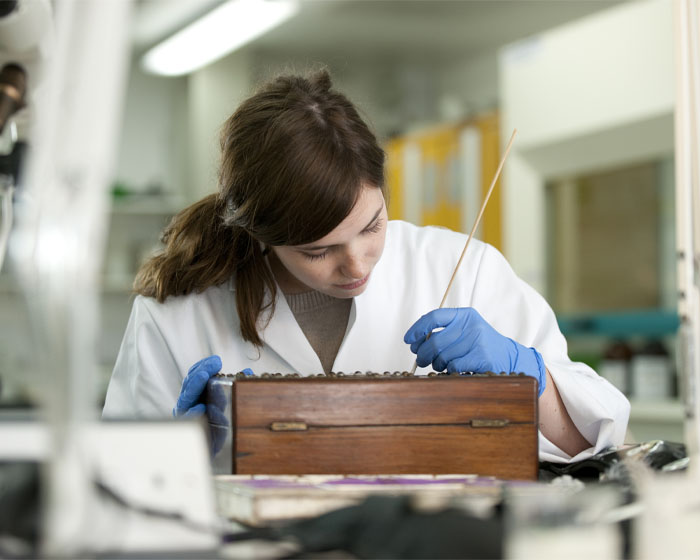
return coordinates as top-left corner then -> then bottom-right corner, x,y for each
231,375 -> 537,428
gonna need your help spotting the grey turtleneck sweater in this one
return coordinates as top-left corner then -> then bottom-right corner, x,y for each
284,291 -> 352,374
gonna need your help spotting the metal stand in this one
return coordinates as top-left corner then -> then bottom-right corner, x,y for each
674,0 -> 700,462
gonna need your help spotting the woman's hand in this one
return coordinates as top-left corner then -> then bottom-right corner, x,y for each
404,307 -> 547,396
173,355 -> 223,417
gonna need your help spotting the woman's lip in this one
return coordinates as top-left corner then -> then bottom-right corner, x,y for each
336,274 -> 369,290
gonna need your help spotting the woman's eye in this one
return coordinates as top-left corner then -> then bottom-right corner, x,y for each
304,251 -> 328,261
363,218 -> 383,234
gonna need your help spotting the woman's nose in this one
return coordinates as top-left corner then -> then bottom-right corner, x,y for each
340,248 -> 367,280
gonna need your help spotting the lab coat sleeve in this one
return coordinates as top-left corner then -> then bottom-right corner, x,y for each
469,244 -> 630,463
102,296 -> 183,419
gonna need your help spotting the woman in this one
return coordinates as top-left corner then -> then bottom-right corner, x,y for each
103,71 -> 629,463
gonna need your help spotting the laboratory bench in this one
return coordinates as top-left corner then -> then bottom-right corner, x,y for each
212,445 -> 692,560
0,411 -> 695,560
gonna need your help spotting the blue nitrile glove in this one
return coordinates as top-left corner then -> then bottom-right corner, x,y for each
404,307 -> 547,396
173,355 -> 222,418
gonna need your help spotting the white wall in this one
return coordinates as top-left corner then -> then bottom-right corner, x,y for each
115,63 -> 188,198
499,0 -> 674,293
115,51 -> 252,205
437,50 -> 499,120
187,50 -> 251,201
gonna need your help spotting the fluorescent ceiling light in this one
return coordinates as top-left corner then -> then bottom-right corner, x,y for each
141,0 -> 299,77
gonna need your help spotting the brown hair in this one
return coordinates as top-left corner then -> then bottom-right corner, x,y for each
134,70 -> 386,347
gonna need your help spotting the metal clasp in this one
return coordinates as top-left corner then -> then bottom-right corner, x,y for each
270,421 -> 308,431
471,419 -> 509,428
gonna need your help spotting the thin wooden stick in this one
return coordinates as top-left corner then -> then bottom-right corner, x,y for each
409,128 -> 517,374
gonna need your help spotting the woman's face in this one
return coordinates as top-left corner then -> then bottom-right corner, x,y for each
270,185 -> 388,298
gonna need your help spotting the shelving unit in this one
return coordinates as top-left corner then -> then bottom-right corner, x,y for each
110,197 -> 183,217
101,276 -> 136,294
104,197 -> 180,295
557,309 -> 680,338
0,199 -> 180,407
557,309 -> 684,444
98,199 -> 179,397
629,399 -> 683,422
627,399 -> 685,443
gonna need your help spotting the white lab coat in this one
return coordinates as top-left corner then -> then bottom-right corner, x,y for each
103,220 -> 630,463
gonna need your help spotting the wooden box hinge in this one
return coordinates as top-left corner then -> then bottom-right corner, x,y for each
270,421 -> 308,431
471,419 -> 510,428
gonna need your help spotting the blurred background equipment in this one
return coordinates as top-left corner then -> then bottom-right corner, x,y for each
1,0 -> 219,557
673,0 -> 700,461
0,63 -> 26,135
599,340 -> 634,396
0,0 -> 50,275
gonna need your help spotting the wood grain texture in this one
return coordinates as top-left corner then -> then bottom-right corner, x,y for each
234,376 -> 537,427
229,376 -> 538,480
235,424 -> 538,480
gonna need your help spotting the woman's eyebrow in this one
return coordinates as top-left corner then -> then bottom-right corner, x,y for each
298,205 -> 384,251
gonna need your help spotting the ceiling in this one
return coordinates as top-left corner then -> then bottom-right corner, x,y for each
131,0 -> 627,62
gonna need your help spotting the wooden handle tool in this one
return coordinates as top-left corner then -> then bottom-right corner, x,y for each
409,128 -> 517,374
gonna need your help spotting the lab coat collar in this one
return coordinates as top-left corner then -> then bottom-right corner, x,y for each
229,261 -> 325,374
258,281 -> 325,375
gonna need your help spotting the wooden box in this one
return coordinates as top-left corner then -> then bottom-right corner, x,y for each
204,373 -> 538,480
